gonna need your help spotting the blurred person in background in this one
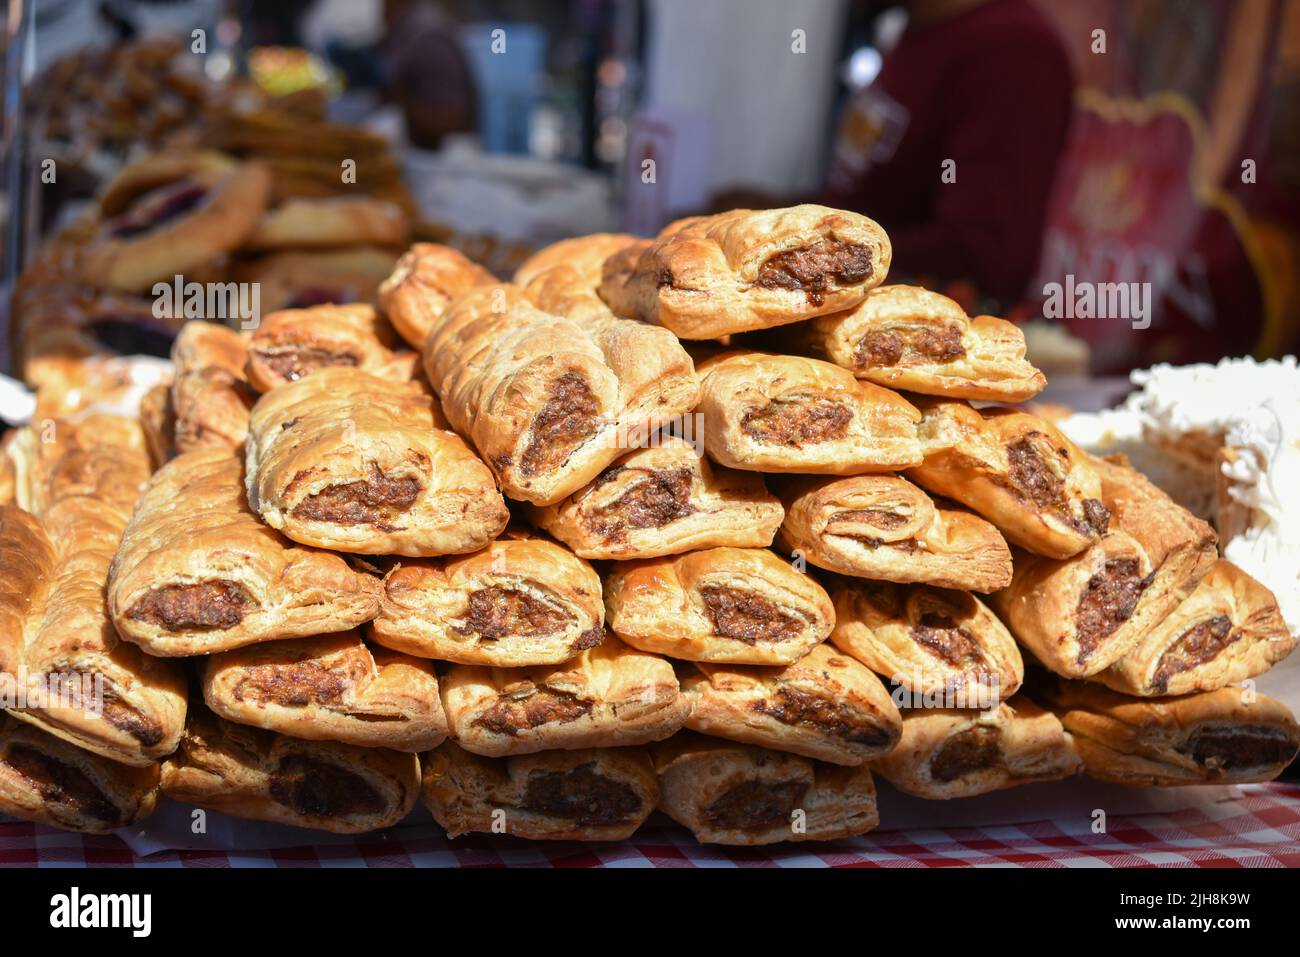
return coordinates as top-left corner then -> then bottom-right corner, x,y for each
380,0 -> 479,148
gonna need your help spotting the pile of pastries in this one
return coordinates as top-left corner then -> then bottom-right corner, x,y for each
2,199 -> 1297,847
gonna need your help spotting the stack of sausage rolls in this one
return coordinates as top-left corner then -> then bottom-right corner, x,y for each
2,202 -> 1295,848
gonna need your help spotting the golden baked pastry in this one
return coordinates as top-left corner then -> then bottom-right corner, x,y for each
872,697 -> 1081,799
803,285 -> 1045,401
524,436 -> 784,559
170,321 -> 256,454
681,642 -> 902,765
652,733 -> 879,845
513,232 -> 640,289
5,413 -> 152,516
598,205 -> 891,339
604,546 -> 835,665
378,242 -> 496,348
162,708 -> 419,833
108,448 -> 382,656
202,630 -> 447,751
245,196 -> 409,251
829,579 -> 1023,703
139,380 -> 177,466
371,529 -> 605,666
235,246 -> 399,312
422,742 -> 658,841
771,473 -> 1012,592
244,368 -> 508,555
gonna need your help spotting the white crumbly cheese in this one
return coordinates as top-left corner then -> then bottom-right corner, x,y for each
1060,356 -> 1300,636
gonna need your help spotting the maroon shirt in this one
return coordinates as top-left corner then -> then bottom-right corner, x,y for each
823,0 -> 1073,304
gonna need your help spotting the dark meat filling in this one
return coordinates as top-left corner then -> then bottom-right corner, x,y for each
754,240 -> 874,307
457,586 -> 571,640
232,660 -> 351,708
520,372 -> 600,476
269,756 -> 386,818
256,346 -> 359,383
109,180 -> 208,238
5,745 -> 120,824
700,586 -> 804,644
292,463 -> 421,528
1183,726 -> 1296,772
521,764 -> 642,825
1075,558 -> 1153,663
703,779 -> 807,830
854,324 -> 966,368
1081,498 -> 1112,536
929,725 -> 1002,783
910,613 -> 987,669
753,687 -> 894,746
586,467 -> 696,539
470,688 -> 592,737
98,687 -> 165,747
831,508 -> 909,530
127,580 -> 256,631
1151,615 -> 1238,693
740,397 -> 853,448
1006,436 -> 1110,537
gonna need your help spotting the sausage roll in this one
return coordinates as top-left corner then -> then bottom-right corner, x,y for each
681,642 -> 902,765
1095,561 -> 1295,697
202,631 -> 447,751
378,242 -> 496,348
79,151 -> 271,292
371,530 -> 605,666
771,473 -> 1012,592
108,449 -> 382,656
0,718 -> 160,834
872,698 -> 1081,799
245,197 -> 409,251
905,399 -> 1111,558
422,742 -> 658,841
524,436 -> 784,559
604,547 -> 835,665
1,502 -> 187,766
1043,682 -> 1300,786
598,205 -> 891,339
829,579 -> 1023,703
162,709 -> 419,833
803,285 -> 1045,401
652,733 -> 879,845
245,368 -> 508,555
423,283 -> 700,505
441,635 -> 687,756
235,246 -> 399,312
139,380 -> 177,466
5,413 -> 152,516
244,303 -> 419,393
513,232 -> 639,289
990,456 -> 1217,678
696,351 -> 922,474
170,320 -> 256,453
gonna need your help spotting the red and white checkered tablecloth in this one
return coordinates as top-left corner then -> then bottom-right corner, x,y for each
3,782 -> 1298,868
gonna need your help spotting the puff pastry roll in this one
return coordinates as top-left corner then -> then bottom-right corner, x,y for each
598,205 -> 891,339
681,642 -> 902,765
244,304 -> 419,393
872,697 -> 1081,799
139,381 -> 177,466
990,456 -> 1217,678
513,232 -> 639,289
1044,683 -> 1300,786
423,283 -> 700,505
441,635 -> 687,756
371,530 -> 605,666
1,502 -> 187,766
170,321 -> 256,453
245,368 -> 508,555
0,718 -> 160,834
162,709 -> 419,833
803,285 -> 1045,401
524,436 -> 784,559
108,449 -> 382,656
235,246 -> 399,312
697,351 -> 922,474
1095,561 -> 1295,696
422,742 -> 658,841
905,399 -> 1110,558
652,733 -> 879,845
604,547 -> 835,665
829,579 -> 1023,703
245,197 -> 409,251
772,473 -> 1012,592
6,413 -> 151,516
378,242 -> 496,348
202,631 -> 447,751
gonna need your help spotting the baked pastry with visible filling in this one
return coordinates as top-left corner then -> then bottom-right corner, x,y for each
170,321 -> 257,454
